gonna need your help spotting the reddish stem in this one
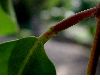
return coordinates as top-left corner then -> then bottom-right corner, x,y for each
87,4 -> 100,75
51,7 -> 97,33
39,6 -> 97,44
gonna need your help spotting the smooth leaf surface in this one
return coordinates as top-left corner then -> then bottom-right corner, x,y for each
0,37 -> 56,74
0,6 -> 18,36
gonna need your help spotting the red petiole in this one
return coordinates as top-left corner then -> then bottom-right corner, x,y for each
39,6 -> 97,44
87,4 -> 100,75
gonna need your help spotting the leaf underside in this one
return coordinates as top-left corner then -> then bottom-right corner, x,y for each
0,37 -> 56,75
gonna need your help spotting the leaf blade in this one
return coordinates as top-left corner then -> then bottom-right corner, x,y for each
0,37 -> 56,74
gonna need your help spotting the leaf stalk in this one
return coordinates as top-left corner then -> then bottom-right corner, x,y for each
39,7 -> 97,44
87,4 -> 100,75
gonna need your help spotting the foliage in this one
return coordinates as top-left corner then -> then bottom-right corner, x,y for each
0,0 -> 56,74
0,37 -> 56,74
0,0 -> 99,75
0,7 -> 17,35
0,0 -> 18,36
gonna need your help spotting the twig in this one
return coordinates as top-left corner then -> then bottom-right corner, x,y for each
87,4 -> 100,75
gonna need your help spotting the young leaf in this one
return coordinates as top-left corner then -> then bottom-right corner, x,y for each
0,37 -> 56,74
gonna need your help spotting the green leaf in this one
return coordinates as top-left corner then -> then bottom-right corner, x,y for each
0,6 -> 18,36
0,37 -> 56,74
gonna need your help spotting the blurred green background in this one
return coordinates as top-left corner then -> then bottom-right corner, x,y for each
0,0 -> 100,74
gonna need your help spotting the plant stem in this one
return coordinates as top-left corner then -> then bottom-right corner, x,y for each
38,7 -> 97,44
87,4 -> 100,75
